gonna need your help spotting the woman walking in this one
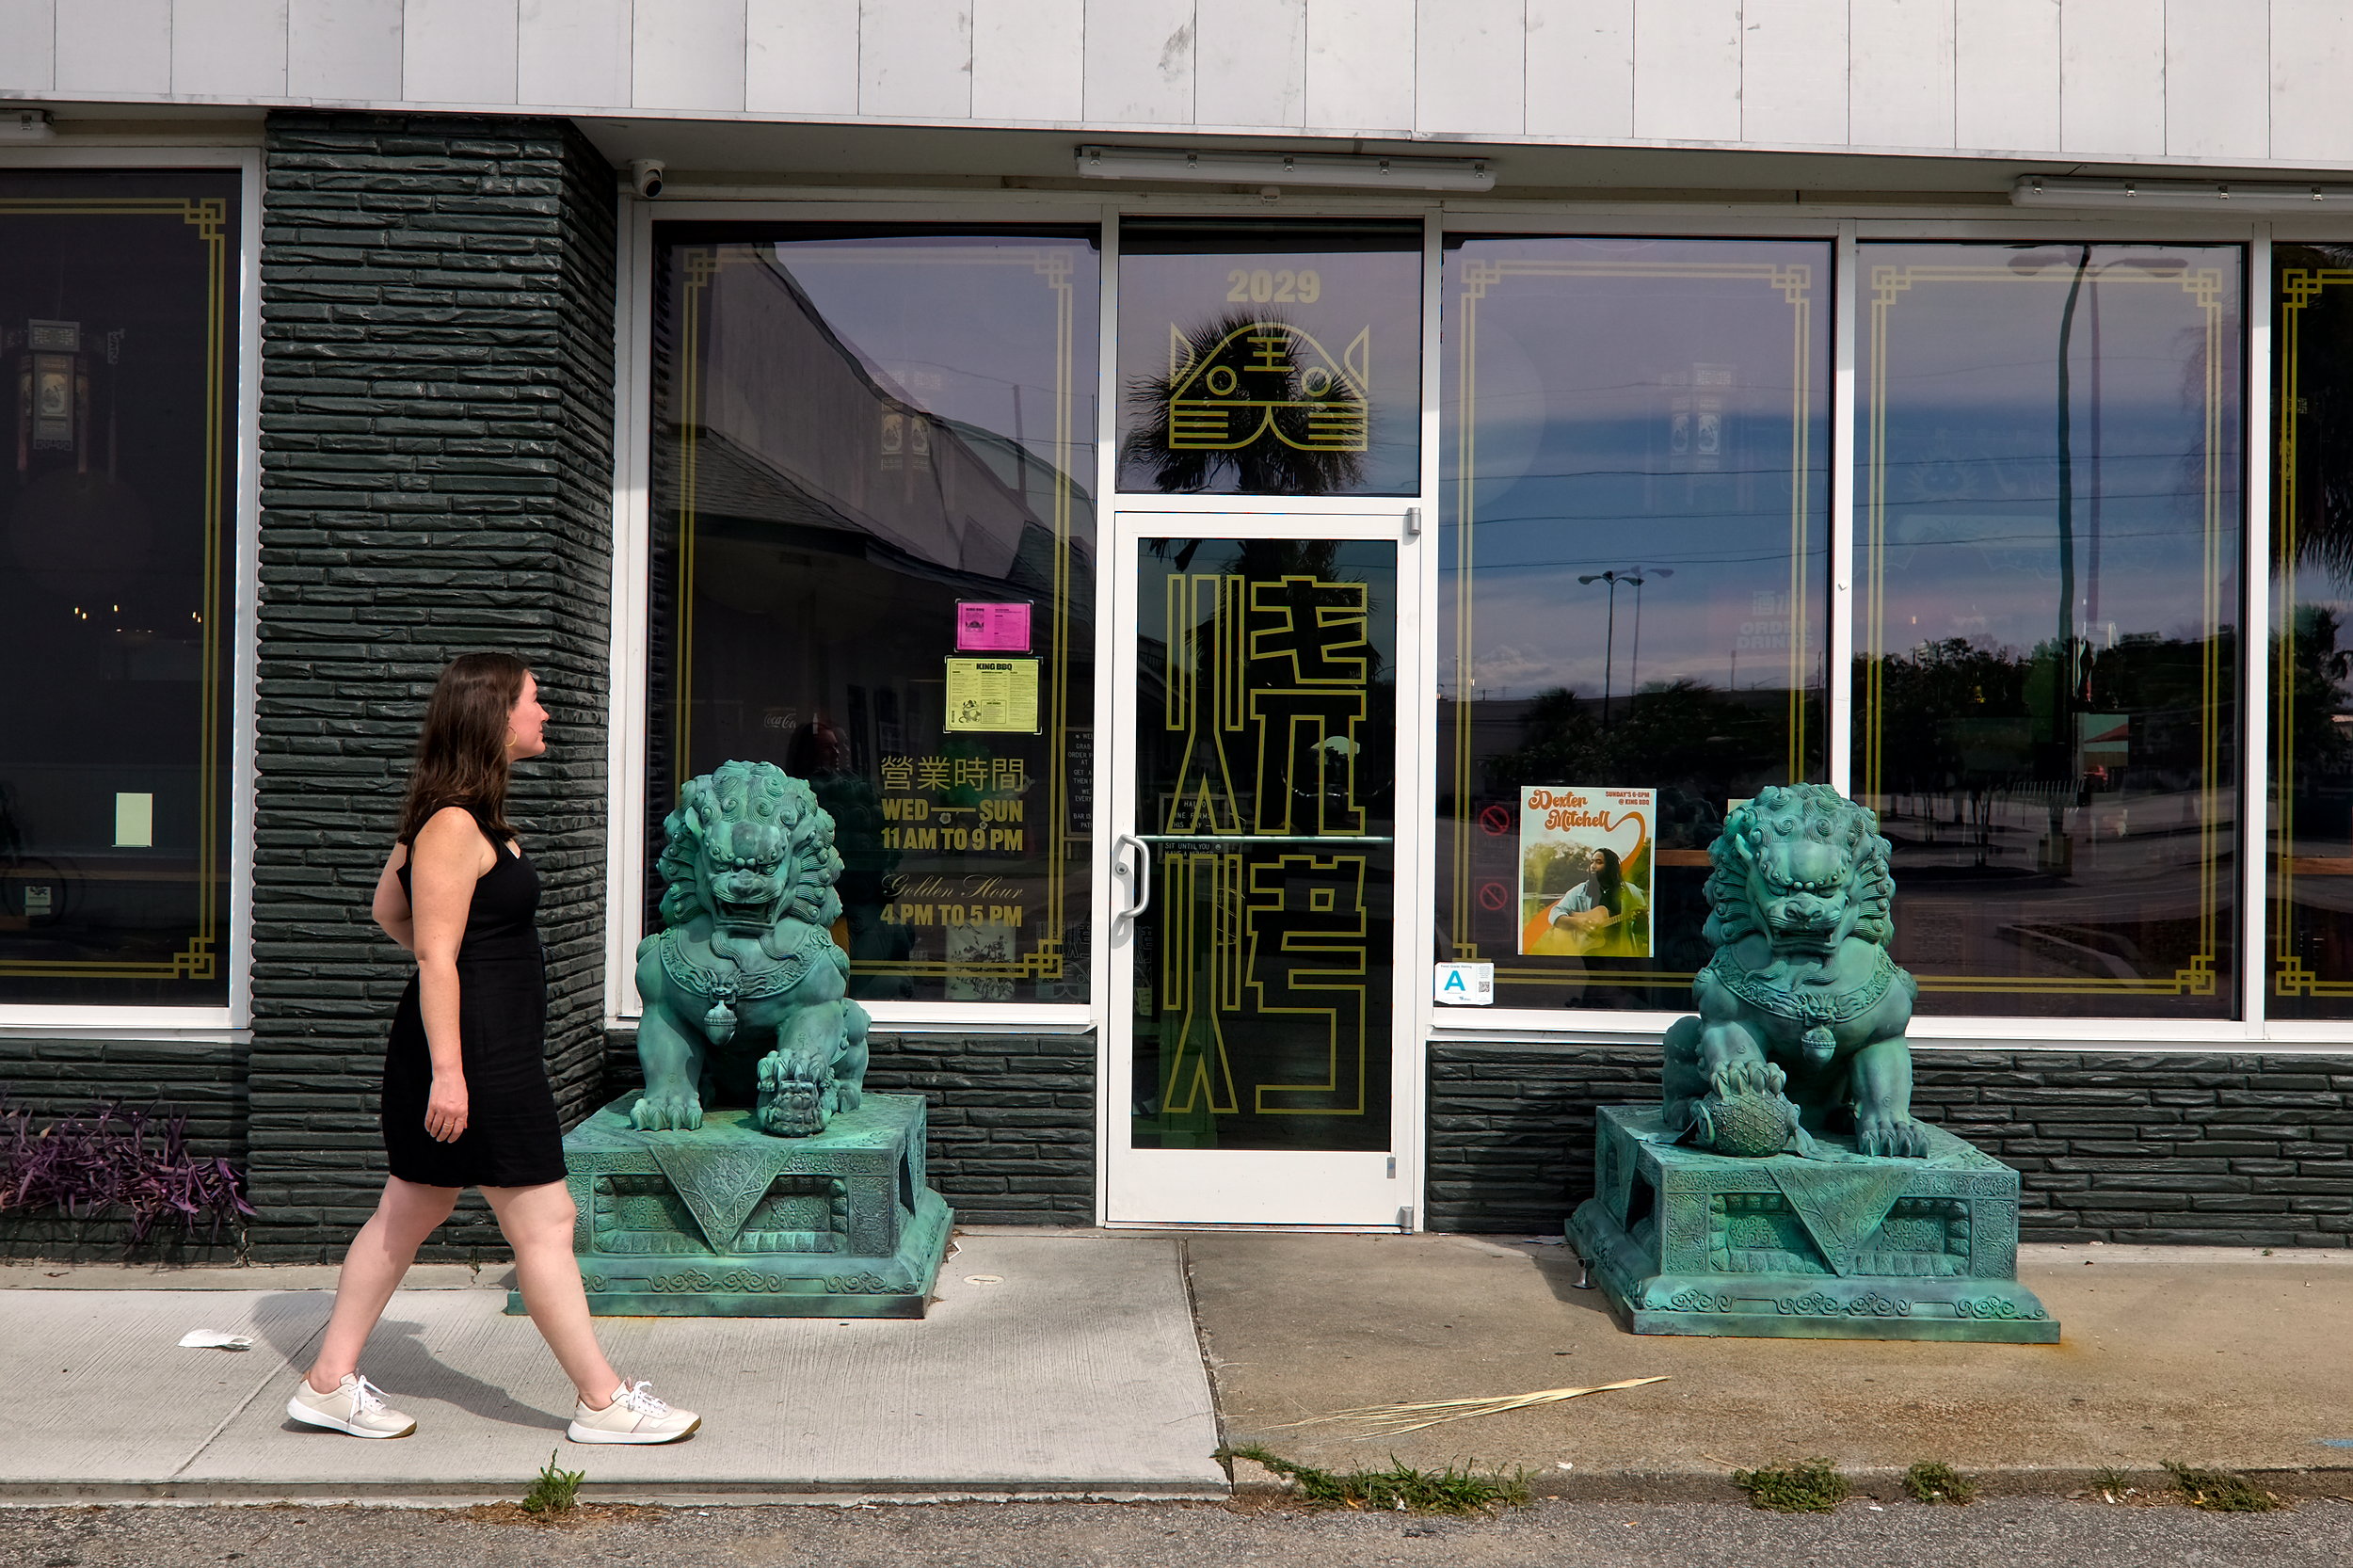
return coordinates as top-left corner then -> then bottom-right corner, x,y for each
287,653 -> 697,1444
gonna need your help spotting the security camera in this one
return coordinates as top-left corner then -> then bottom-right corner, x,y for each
629,159 -> 665,200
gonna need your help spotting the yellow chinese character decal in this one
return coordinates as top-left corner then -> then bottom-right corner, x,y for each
1164,320 -> 1369,454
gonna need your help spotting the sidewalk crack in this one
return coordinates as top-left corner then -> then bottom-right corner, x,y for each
168,1317 -> 331,1481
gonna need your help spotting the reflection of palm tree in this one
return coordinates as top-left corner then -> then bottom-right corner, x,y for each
1123,311 -> 1366,494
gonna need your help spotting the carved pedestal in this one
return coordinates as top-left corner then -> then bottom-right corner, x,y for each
510,1092 -> 952,1319
1567,1106 -> 2057,1342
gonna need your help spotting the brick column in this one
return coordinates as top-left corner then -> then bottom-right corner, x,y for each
248,113 -> 617,1260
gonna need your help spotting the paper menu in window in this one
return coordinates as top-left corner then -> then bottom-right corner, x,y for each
956,601 -> 1032,652
943,657 -> 1041,732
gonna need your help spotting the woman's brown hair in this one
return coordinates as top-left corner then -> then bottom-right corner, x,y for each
394,652 -> 530,845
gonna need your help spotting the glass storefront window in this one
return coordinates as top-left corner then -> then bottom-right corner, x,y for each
648,226 -> 1099,1004
1116,220 -> 1421,495
1858,243 -> 2243,1018
1436,236 -> 1832,1011
2271,246 -> 2353,1017
0,171 -> 240,1006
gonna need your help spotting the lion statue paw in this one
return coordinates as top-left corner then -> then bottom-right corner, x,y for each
631,1088 -> 705,1131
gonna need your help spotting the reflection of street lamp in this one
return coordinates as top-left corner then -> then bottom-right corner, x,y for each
1626,567 -> 1673,700
1577,569 -> 1645,728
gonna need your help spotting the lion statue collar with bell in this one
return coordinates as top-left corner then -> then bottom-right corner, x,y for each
631,760 -> 872,1139
1662,782 -> 1929,1160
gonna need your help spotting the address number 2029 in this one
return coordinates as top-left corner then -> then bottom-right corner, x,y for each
1225,267 -> 1321,304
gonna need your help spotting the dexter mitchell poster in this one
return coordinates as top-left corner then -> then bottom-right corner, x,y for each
1517,786 -> 1656,958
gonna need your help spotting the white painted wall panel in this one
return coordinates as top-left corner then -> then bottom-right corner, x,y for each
635,0 -> 745,111
2273,0 -> 2353,163
405,0 -> 515,104
1850,0 -> 1952,150
0,1 -> 54,92
2167,1 -> 2265,160
861,0 -> 973,119
1741,0 -> 1846,147
173,0 -> 288,97
1303,0 -> 1413,132
1527,0 -> 1631,139
1954,0 -> 2057,151
518,0 -> 629,107
1416,0 -> 1522,136
288,0 -> 401,101
1196,0 -> 1303,127
971,0 -> 1082,120
1633,0 -> 1739,142
1085,0 -> 1193,123
747,0 -> 858,114
2059,0 -> 2163,156
60,0 -> 171,96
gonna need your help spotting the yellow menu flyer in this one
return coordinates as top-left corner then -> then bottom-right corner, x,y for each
944,656 -> 1041,732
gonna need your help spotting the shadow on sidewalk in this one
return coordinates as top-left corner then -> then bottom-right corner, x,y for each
250,1291 -> 568,1434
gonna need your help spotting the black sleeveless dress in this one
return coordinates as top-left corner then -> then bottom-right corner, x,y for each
379,807 -> 566,1188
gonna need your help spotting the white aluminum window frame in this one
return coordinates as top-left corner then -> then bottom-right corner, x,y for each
605,184 -> 2353,1062
0,142 -> 263,1043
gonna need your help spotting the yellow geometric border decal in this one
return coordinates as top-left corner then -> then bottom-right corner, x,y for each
1860,261 -> 2232,998
0,196 -> 232,983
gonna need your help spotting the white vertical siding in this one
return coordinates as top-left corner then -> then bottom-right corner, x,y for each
2166,1 -> 2267,160
2059,0 -> 2164,156
60,0 -> 172,97
1195,0 -> 1304,128
0,1 -> 54,92
1303,0 -> 1414,133
1850,0 -> 1953,150
404,0 -> 515,104
1633,0 -> 1739,142
1416,0 -> 1522,136
859,0 -> 973,120
173,0 -> 288,97
1742,0 -> 1846,147
633,0 -> 745,111
518,0 -> 630,108
1084,0 -> 1193,123
1954,0 -> 2058,152
289,0 -> 403,101
747,0 -> 859,114
971,0 -> 1082,120
1526,0 -> 1631,140
2273,0 -> 2353,164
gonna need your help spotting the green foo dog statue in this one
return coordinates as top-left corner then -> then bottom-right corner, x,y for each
632,760 -> 872,1138
1663,783 -> 1927,1160
1568,784 -> 2057,1342
528,760 -> 952,1319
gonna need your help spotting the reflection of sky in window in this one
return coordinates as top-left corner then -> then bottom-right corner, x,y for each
1441,238 -> 1829,701
771,237 -> 1099,479
1864,243 -> 2241,661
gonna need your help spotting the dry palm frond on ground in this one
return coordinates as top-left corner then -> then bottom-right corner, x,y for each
1270,1375 -> 1669,1438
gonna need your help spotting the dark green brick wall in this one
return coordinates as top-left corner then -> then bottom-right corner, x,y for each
247,111 -> 617,1260
1428,1041 -> 2353,1246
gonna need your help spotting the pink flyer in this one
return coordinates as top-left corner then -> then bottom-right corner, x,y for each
956,600 -> 1032,652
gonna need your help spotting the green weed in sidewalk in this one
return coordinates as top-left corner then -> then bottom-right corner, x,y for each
1902,1460 -> 1978,1505
1217,1445 -> 1529,1514
1731,1457 -> 1849,1512
520,1450 -> 585,1515
2164,1460 -> 2281,1512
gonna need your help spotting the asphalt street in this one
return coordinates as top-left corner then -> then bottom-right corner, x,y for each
3,1497 -> 2346,1568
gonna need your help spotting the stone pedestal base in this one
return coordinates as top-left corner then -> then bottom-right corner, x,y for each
510,1091 -> 952,1319
1567,1105 -> 2057,1342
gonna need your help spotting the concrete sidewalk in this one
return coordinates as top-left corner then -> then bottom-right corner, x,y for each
3,1230 -> 2350,1503
0,1233 -> 1225,1504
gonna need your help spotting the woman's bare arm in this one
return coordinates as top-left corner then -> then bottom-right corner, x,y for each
405,808 -> 498,1143
372,843 -> 415,952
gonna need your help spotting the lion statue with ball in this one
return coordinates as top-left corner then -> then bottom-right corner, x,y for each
1661,783 -> 1929,1160
632,760 -> 871,1138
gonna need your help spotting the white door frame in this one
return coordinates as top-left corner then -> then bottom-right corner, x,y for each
1100,506 -> 1431,1229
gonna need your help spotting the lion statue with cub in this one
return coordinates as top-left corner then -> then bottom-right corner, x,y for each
632,760 -> 870,1138
1662,783 -> 1931,1160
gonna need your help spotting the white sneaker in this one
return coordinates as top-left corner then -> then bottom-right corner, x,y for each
567,1380 -> 700,1445
285,1373 -> 417,1438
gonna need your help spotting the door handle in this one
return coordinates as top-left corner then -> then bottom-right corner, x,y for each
1113,832 -> 1153,923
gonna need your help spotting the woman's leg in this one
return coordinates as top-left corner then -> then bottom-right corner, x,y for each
482,1180 -> 620,1406
307,1176 -> 461,1392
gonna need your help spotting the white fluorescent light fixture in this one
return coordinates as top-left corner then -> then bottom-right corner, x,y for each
1077,145 -> 1494,193
0,109 -> 55,143
2013,174 -> 2353,212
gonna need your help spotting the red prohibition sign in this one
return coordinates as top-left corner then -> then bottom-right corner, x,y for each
1479,804 -> 1512,837
1477,881 -> 1511,912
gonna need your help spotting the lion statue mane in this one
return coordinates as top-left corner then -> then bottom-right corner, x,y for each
1660,783 -> 1929,1159
632,760 -> 871,1138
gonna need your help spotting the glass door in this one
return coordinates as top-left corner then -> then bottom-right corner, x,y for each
1105,511 -> 1422,1226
